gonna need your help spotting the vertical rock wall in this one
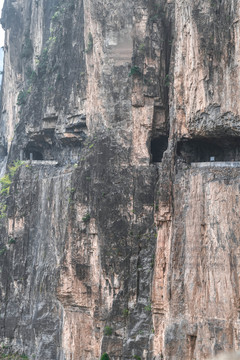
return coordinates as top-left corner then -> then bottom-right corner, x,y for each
0,0 -> 239,359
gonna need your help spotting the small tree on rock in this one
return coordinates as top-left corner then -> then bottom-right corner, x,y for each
100,353 -> 110,360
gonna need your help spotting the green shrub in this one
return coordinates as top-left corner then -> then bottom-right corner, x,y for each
138,43 -> 145,53
47,36 -> 57,44
100,354 -> 110,360
0,202 -> 7,218
144,304 -> 151,312
0,352 -> 29,359
52,10 -> 61,22
164,74 -> 170,87
17,90 -> 27,106
82,213 -> 90,224
0,160 -> 22,196
122,308 -> 129,317
104,326 -> 113,336
128,66 -> 141,77
9,161 -> 23,178
133,356 -> 141,360
85,33 -> 93,53
0,174 -> 11,195
8,238 -> 16,245
0,247 -> 6,255
149,14 -> 158,22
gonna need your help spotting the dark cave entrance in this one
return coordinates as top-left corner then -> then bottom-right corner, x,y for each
25,148 -> 44,161
177,137 -> 240,163
151,136 -> 168,162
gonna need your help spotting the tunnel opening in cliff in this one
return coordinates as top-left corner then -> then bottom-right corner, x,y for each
151,136 -> 168,162
25,147 -> 44,160
177,137 -> 240,163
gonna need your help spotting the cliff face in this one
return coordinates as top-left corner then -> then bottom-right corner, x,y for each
0,0 -> 240,359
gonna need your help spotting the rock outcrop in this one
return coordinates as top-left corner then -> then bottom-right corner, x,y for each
0,0 -> 239,359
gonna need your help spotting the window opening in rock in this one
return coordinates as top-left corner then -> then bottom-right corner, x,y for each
187,335 -> 197,360
151,136 -> 168,163
75,264 -> 89,281
177,137 -> 240,163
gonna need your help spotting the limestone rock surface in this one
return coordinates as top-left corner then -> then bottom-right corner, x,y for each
0,0 -> 240,359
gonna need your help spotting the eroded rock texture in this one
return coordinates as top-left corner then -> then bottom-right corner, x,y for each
0,0 -> 239,359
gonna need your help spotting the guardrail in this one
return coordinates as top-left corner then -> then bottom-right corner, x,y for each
24,160 -> 58,166
191,162 -> 240,168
